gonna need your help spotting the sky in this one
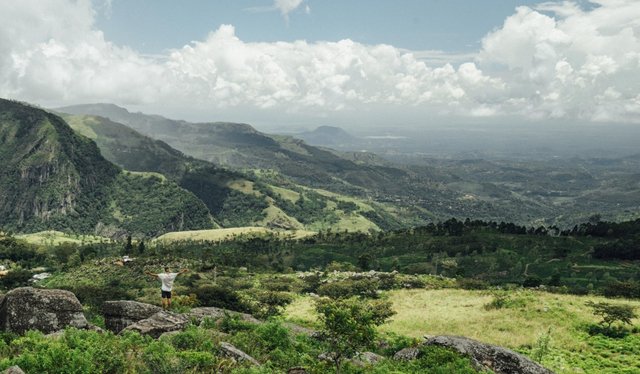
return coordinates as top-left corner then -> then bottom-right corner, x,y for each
1,0 -> 639,130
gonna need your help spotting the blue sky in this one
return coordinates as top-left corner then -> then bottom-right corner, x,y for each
97,0 -> 545,54
1,0 -> 638,129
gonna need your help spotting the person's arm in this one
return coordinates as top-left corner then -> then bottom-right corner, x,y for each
144,271 -> 157,279
179,268 -> 189,275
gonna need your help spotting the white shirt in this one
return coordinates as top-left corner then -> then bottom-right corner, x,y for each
158,272 -> 179,291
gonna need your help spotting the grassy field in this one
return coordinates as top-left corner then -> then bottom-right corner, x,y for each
154,227 -> 316,243
15,231 -> 108,246
285,289 -> 640,373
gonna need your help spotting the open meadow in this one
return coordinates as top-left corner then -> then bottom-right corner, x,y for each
286,289 -> 640,373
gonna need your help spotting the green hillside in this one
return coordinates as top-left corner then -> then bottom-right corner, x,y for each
60,113 -> 409,232
0,99 -> 212,237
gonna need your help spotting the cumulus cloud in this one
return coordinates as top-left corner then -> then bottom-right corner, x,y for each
0,0 -> 639,125
479,0 -> 640,122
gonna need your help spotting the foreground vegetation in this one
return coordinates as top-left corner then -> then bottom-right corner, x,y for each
287,289 -> 640,373
0,218 -> 639,372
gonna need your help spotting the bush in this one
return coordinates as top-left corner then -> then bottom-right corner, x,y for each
193,285 -> 249,313
0,269 -> 32,289
523,276 -> 543,288
315,298 -> 395,373
317,278 -> 379,299
603,281 -> 640,299
249,290 -> 294,318
254,321 -> 292,351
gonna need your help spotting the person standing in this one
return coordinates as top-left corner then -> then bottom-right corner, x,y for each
145,267 -> 188,309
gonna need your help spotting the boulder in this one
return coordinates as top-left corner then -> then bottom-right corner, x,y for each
393,347 -> 421,361
424,335 -> 554,374
219,342 -> 260,366
0,287 -> 87,334
187,307 -> 261,325
102,300 -> 162,333
354,351 -> 384,365
3,366 -> 25,374
121,311 -> 189,338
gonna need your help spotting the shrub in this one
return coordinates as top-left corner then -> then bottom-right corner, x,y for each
603,281 -> 640,299
260,276 -> 300,292
254,321 -> 292,351
317,278 -> 379,299
251,291 -> 293,319
523,276 -> 543,288
315,298 -> 395,373
0,269 -> 32,289
193,285 -> 249,312
219,313 -> 255,334
300,273 -> 323,293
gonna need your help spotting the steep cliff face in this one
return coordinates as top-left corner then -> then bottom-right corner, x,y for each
0,99 -> 212,236
0,99 -> 119,232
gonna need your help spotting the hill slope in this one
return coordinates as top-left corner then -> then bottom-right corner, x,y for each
58,103 -> 640,228
59,113 -> 410,232
0,99 -> 212,236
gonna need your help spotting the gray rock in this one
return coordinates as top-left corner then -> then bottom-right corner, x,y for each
3,366 -> 25,374
102,300 -> 162,333
187,307 -> 261,325
121,311 -> 189,338
393,347 -> 421,360
424,335 -> 554,374
0,287 -> 87,334
355,351 -> 384,365
220,342 -> 260,366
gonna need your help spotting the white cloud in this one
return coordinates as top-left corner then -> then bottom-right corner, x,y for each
246,0 -> 309,22
1,0 -> 640,125
479,1 -> 640,123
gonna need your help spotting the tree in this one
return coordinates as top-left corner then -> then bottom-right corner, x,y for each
124,235 -> 133,254
315,298 -> 395,373
586,301 -> 637,329
137,240 -> 145,255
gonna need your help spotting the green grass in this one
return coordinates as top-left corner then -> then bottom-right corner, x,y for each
15,231 -> 108,246
285,289 -> 640,373
154,227 -> 316,243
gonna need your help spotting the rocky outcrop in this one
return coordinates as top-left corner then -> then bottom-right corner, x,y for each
424,335 -> 554,374
393,347 -> 421,360
353,351 -> 384,366
187,307 -> 261,325
0,287 -> 87,334
102,300 -> 162,333
219,342 -> 260,366
121,311 -> 189,338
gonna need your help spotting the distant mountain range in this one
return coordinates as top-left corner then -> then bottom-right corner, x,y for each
295,126 -> 358,148
1,99 -> 635,238
58,103 -> 640,228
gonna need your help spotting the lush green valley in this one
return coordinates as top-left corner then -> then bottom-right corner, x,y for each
58,104 -> 640,228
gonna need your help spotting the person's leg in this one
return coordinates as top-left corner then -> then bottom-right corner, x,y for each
167,293 -> 172,309
161,291 -> 169,309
